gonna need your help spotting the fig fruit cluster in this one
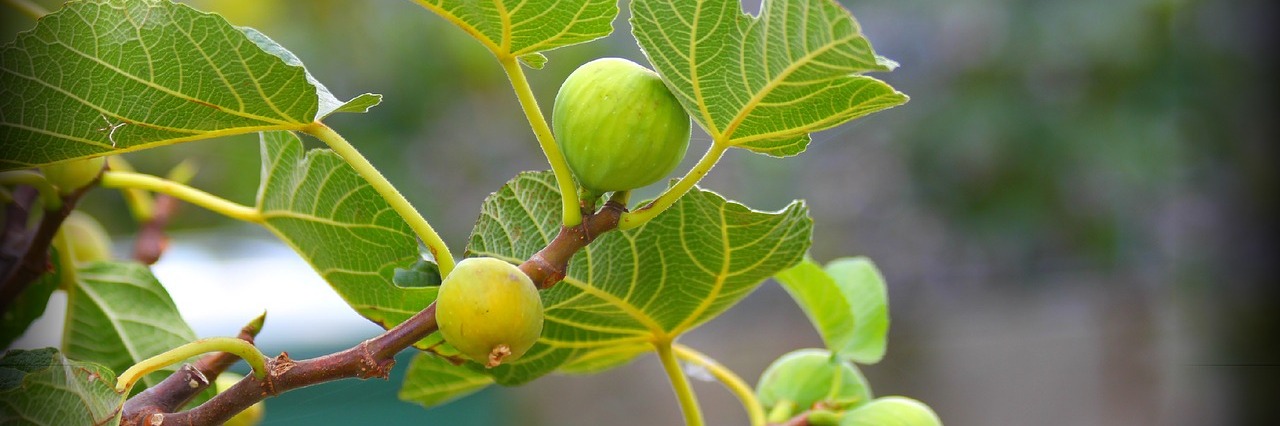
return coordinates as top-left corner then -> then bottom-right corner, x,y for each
436,257 -> 544,368
553,57 -> 690,197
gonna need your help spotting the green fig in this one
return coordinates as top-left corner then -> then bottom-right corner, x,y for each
757,349 -> 873,420
55,211 -> 112,264
553,57 -> 690,196
436,257 -> 544,367
40,157 -> 106,195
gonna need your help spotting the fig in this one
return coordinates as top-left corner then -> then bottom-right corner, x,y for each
55,211 -> 112,264
40,157 -> 106,195
215,373 -> 265,426
757,349 -> 873,420
436,257 -> 544,367
552,57 -> 690,195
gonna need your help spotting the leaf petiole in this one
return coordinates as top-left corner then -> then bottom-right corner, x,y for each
656,340 -> 705,426
303,123 -> 457,276
99,171 -> 261,223
498,55 -> 584,228
618,142 -> 728,230
673,343 -> 766,426
115,337 -> 267,393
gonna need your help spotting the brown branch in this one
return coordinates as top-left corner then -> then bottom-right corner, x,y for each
132,194 -> 180,265
0,182 -> 92,313
121,313 -> 266,424
132,201 -> 628,425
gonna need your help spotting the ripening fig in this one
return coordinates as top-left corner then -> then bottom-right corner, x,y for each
756,349 -> 872,420
215,373 -> 265,426
55,211 -> 112,264
436,257 -> 544,368
40,157 -> 106,195
552,57 -> 690,196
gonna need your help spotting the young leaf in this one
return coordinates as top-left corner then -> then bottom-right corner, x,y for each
0,348 -> 125,425
411,0 -> 618,62
62,261 -> 197,390
256,131 -> 436,335
841,396 -> 942,426
774,257 -> 889,364
465,171 -> 812,385
0,0 -> 377,171
630,0 -> 908,157
398,353 -> 494,409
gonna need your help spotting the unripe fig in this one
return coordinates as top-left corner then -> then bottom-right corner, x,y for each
436,257 -> 544,368
40,157 -> 106,195
553,57 -> 690,195
55,211 -> 112,263
215,373 -> 265,426
756,349 -> 872,419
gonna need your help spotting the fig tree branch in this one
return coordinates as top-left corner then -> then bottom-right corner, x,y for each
128,201 -> 627,425
0,179 -> 92,313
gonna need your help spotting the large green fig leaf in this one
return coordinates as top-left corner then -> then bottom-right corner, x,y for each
62,261 -> 196,390
775,256 -> 890,364
410,0 -> 617,65
0,348 -> 124,426
256,131 -> 434,333
454,171 -> 809,389
630,0 -> 907,157
0,0 -> 377,171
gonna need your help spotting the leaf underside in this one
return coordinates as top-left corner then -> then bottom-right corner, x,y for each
0,348 -> 125,426
413,0 -> 618,61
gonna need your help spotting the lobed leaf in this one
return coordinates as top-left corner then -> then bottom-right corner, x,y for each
0,0 -> 376,171
775,256 -> 890,364
0,348 -> 124,426
256,131 -> 435,335
411,0 -> 618,61
630,0 -> 908,157
62,261 -> 197,390
461,171 -> 812,386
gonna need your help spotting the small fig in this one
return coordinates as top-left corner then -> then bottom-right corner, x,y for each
40,157 -> 106,195
553,57 -> 690,195
55,211 -> 112,264
214,373 -> 265,426
436,257 -> 544,368
756,349 -> 872,420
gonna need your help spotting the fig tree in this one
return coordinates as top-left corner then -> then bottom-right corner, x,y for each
552,57 -> 690,196
436,257 -> 544,368
757,349 -> 873,420
40,157 -> 106,195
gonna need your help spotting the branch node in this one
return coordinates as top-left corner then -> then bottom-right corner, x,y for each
146,413 -> 164,426
357,341 -> 395,379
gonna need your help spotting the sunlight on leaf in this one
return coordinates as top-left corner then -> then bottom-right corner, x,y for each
256,131 -> 435,335
0,0 -> 376,171
460,171 -> 812,386
631,0 -> 908,157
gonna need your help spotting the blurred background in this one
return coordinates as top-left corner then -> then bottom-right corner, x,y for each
4,0 -> 1277,424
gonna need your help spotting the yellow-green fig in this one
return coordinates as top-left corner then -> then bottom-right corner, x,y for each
55,211 -> 112,264
436,257 -> 544,368
40,157 -> 106,195
214,373 -> 265,426
553,57 -> 690,196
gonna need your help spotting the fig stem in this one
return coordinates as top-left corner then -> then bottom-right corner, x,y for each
304,123 -> 457,276
618,142 -> 728,230
673,344 -> 766,426
498,55 -> 584,228
656,341 -> 706,426
100,171 -> 262,224
106,156 -> 157,222
0,170 -> 62,211
116,337 -> 268,393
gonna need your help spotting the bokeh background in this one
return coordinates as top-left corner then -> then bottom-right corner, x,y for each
4,0 -> 1277,424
